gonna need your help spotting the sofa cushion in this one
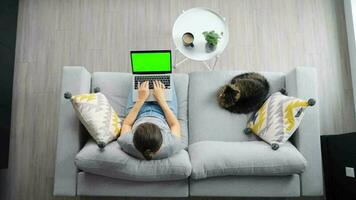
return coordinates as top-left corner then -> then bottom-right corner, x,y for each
92,73 -> 189,148
189,140 -> 307,180
75,139 -> 192,182
246,92 -> 315,149
188,71 -> 285,144
71,92 -> 121,147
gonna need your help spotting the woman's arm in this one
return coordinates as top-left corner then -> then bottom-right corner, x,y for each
153,80 -> 181,138
121,81 -> 149,134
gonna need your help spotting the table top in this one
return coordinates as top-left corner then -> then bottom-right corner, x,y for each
172,7 -> 229,61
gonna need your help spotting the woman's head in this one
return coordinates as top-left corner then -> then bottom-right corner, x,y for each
133,123 -> 162,160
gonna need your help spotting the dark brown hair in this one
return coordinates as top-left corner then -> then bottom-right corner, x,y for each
133,123 -> 162,160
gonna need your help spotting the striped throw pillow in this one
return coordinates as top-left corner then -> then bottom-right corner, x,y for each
71,93 -> 121,148
245,92 -> 315,150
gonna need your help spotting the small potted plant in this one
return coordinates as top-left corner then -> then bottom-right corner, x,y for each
202,30 -> 222,52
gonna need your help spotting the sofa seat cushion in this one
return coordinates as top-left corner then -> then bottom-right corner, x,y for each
75,139 -> 192,182
188,71 -> 285,143
189,141 -> 307,180
92,73 -> 189,148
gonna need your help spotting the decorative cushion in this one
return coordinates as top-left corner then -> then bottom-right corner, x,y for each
75,139 -> 192,182
189,140 -> 307,180
245,92 -> 315,150
71,93 -> 121,147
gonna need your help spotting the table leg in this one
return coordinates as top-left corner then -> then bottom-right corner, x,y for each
203,61 -> 212,71
212,55 -> 219,70
175,58 -> 189,68
203,56 -> 219,71
174,48 -> 189,69
174,49 -> 219,71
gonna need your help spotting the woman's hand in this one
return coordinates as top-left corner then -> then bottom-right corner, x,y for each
153,80 -> 165,102
138,81 -> 149,101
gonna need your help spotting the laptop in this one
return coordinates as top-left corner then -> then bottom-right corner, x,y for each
131,50 -> 173,102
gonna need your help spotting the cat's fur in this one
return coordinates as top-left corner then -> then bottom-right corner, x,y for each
217,72 -> 270,114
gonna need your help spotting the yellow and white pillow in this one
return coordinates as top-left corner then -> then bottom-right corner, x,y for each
245,92 -> 315,150
71,93 -> 121,148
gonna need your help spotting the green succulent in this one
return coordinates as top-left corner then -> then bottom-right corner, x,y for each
202,30 -> 222,46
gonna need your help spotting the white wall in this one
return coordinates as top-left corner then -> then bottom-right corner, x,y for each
345,0 -> 356,117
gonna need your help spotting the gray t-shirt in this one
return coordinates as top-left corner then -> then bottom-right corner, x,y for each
117,116 -> 184,160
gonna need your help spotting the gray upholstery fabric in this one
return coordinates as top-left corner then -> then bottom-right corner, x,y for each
286,67 -> 324,196
53,67 -> 324,197
54,66 -> 91,196
189,141 -> 307,179
77,172 -> 189,197
188,71 -> 285,144
75,139 -> 192,181
190,175 -> 300,197
92,73 -> 189,148
91,72 -> 131,118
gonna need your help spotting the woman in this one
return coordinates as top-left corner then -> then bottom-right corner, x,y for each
118,80 -> 182,160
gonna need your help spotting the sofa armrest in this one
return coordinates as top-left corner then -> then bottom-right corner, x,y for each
286,67 -> 324,196
53,66 -> 91,196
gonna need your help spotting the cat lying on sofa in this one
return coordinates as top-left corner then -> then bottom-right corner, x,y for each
216,72 -> 270,114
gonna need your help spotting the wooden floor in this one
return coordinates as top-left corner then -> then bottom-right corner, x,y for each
0,0 -> 354,199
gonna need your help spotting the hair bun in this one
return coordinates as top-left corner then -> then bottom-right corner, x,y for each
143,149 -> 154,160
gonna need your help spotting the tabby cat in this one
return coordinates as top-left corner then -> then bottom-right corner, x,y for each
217,72 -> 270,114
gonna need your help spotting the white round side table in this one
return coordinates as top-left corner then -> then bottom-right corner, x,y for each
172,7 -> 229,71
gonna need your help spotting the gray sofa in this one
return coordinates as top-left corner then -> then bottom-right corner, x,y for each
54,66 -> 324,197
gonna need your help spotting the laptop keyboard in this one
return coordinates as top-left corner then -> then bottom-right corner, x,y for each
134,75 -> 171,89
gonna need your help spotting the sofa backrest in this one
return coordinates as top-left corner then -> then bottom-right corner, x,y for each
188,71 -> 285,144
91,72 -> 190,148
90,71 -> 284,146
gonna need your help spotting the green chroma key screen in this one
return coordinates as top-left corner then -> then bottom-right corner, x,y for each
131,51 -> 171,73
